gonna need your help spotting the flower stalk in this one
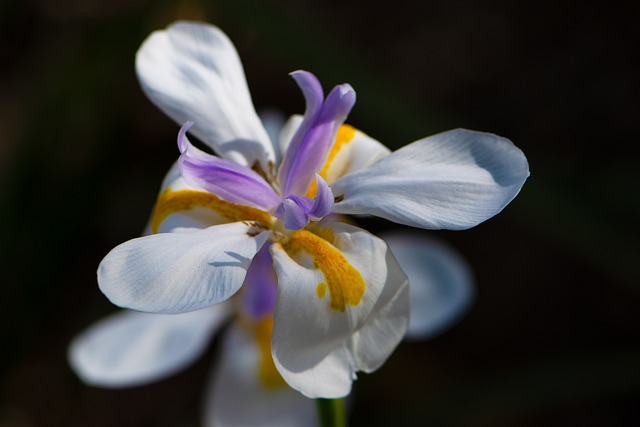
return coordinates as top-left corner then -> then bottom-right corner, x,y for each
316,398 -> 347,427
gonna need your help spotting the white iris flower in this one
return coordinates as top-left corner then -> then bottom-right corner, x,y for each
69,20 -> 528,426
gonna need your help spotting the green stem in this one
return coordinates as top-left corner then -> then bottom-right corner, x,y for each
316,398 -> 347,427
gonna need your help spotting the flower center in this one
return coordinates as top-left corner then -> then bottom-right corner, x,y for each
274,175 -> 335,230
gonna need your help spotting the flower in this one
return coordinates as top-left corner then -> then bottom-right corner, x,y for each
70,230 -> 475,427
89,20 -> 528,402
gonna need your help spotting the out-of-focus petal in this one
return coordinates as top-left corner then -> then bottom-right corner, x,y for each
259,108 -> 286,163
136,21 -> 274,168
278,115 -> 303,156
69,305 -> 230,388
381,232 -> 475,340
203,324 -> 316,427
331,129 -> 530,230
98,222 -> 269,314
270,222 -> 409,398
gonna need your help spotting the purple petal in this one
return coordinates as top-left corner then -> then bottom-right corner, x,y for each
177,122 -> 281,211
241,244 -> 278,319
308,174 -> 335,220
278,71 -> 356,198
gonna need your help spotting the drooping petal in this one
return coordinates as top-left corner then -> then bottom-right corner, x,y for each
204,324 -> 316,427
150,161 -> 273,234
270,222 -> 409,398
178,122 -> 280,211
331,129 -> 530,230
380,232 -> 475,340
69,305 -> 230,388
136,21 -> 274,168
279,72 -> 356,197
98,222 -> 269,314
278,115 -> 303,157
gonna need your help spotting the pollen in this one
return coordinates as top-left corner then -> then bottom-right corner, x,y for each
306,124 -> 356,198
150,189 -> 271,233
283,228 -> 365,312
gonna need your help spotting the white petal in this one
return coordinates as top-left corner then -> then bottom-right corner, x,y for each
332,129 -> 530,230
204,324 -> 316,427
380,232 -> 475,340
322,126 -> 391,184
270,222 -> 409,398
98,222 -> 269,313
136,21 -> 274,168
68,306 -> 230,388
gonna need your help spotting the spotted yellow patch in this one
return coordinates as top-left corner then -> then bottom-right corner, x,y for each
252,316 -> 286,388
150,189 -> 271,234
306,124 -> 356,198
282,228 -> 365,312
316,282 -> 327,299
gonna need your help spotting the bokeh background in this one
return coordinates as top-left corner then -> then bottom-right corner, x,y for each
2,0 -> 639,426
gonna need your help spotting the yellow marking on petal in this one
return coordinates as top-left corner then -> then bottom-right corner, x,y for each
311,226 -> 337,244
150,189 -> 271,234
282,228 -> 365,312
306,124 -> 356,198
252,316 -> 286,388
316,282 -> 327,299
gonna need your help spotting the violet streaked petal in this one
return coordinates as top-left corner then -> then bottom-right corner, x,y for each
308,174 -> 334,220
278,71 -> 324,196
178,125 -> 280,211
241,244 -> 278,319
280,75 -> 356,198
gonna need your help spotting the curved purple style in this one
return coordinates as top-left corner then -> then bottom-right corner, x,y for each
278,71 -> 356,198
178,122 -> 281,211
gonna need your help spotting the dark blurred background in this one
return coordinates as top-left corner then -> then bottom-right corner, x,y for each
1,0 -> 639,426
